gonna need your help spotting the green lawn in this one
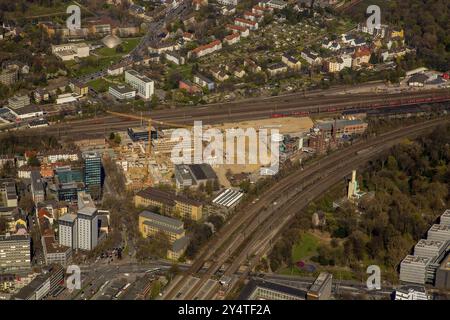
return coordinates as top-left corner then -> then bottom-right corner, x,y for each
87,78 -> 110,92
95,37 -> 142,57
291,232 -> 320,262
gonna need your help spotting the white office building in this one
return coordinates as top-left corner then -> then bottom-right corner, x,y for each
109,84 -> 136,100
125,70 -> 154,99
395,285 -> 429,300
76,206 -> 98,251
427,224 -> 450,242
58,213 -> 78,249
441,209 -> 450,226
414,239 -> 447,258
399,255 -> 430,284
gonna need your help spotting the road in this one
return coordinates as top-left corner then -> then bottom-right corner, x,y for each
162,117 -> 449,300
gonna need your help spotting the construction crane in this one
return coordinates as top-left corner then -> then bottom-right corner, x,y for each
106,110 -> 192,156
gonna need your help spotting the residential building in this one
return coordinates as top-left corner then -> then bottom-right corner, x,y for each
41,235 -> 71,266
301,49 -> 322,65
352,47 -> 371,69
263,0 -> 287,9
148,42 -> 180,54
83,152 -> 102,200
414,239 -> 447,258
51,43 -> 90,61
109,84 -> 136,100
179,80 -> 202,94
0,234 -> 31,272
0,180 -> 18,209
193,74 -> 215,91
235,18 -> 258,30
307,272 -> 333,300
125,69 -> 155,99
400,255 -> 431,284
211,68 -> 229,82
224,33 -> 240,46
167,235 -> 190,260
138,210 -> 186,243
30,171 -> 45,204
58,213 -> 78,249
77,206 -> 98,251
427,224 -> 450,242
267,62 -> 288,76
165,52 -> 186,65
226,25 -> 250,37
244,11 -> 262,22
189,40 -> 222,59
282,54 -> 301,70
174,164 -> 218,189
135,187 -> 203,221
8,94 -> 30,110
70,81 -> 89,96
239,279 -> 307,300
394,285 -> 429,300
0,68 -> 18,86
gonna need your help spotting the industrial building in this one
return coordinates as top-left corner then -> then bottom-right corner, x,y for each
174,163 -> 218,189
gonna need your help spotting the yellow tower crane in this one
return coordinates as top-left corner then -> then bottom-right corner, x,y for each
106,110 -> 192,156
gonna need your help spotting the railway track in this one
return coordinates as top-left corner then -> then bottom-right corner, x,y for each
163,118 -> 448,300
8,89 -> 450,139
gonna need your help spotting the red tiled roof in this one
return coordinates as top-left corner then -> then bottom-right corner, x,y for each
235,18 -> 256,26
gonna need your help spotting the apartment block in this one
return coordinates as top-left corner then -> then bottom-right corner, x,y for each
138,210 -> 185,243
134,187 -> 203,221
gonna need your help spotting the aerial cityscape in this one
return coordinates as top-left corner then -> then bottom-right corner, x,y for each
0,0 -> 449,307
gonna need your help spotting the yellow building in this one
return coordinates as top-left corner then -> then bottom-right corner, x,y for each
391,29 -> 404,39
135,187 -> 203,221
138,210 -> 185,243
167,236 -> 190,261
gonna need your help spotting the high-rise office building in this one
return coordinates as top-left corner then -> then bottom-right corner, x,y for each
77,206 -> 99,251
0,234 -> 31,272
83,152 -> 102,199
58,213 -> 78,249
